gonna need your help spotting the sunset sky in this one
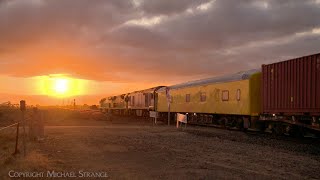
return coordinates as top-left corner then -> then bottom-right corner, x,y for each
0,0 -> 320,105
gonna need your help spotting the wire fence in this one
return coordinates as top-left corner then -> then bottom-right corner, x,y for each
0,106 -> 101,161
0,122 -> 21,160
1,109 -> 32,159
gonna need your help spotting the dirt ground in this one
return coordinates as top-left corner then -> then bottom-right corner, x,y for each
1,109 -> 320,179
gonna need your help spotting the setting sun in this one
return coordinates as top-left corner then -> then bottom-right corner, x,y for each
45,76 -> 72,97
53,78 -> 69,94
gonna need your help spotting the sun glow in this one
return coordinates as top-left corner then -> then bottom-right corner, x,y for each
53,78 -> 69,94
37,75 -> 88,98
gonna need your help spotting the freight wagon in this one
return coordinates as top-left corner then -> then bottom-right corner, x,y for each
260,53 -> 320,135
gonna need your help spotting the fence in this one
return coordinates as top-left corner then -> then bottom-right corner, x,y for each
0,122 -> 21,157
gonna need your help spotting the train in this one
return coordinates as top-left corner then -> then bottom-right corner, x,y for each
99,53 -> 320,136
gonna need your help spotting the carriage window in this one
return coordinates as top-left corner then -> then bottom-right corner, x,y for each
200,92 -> 206,102
222,90 -> 229,101
236,89 -> 241,101
186,94 -> 191,102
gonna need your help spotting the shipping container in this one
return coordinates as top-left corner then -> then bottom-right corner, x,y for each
262,53 -> 320,115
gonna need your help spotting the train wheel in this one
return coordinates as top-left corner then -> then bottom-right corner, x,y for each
225,118 -> 236,129
219,117 -> 227,128
231,117 -> 238,128
272,124 -> 284,136
236,118 -> 243,130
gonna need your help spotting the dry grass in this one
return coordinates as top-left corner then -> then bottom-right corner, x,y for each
0,107 -> 104,179
1,132 -> 52,180
0,130 -> 17,161
1,121 -> 51,179
0,150 -> 52,180
19,151 -> 51,169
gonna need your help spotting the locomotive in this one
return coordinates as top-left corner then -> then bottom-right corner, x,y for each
100,53 -> 320,136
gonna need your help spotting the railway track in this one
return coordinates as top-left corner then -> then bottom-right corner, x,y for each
186,121 -> 320,139
107,114 -> 320,139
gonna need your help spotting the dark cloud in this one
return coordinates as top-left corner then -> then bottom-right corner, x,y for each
0,0 -> 135,47
156,0 -> 320,51
0,0 -> 319,83
107,25 -> 171,50
139,0 -> 210,16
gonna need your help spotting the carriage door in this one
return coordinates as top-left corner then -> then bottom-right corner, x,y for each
145,93 -> 149,107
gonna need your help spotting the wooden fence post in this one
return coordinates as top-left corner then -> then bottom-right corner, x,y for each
13,123 -> 20,155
